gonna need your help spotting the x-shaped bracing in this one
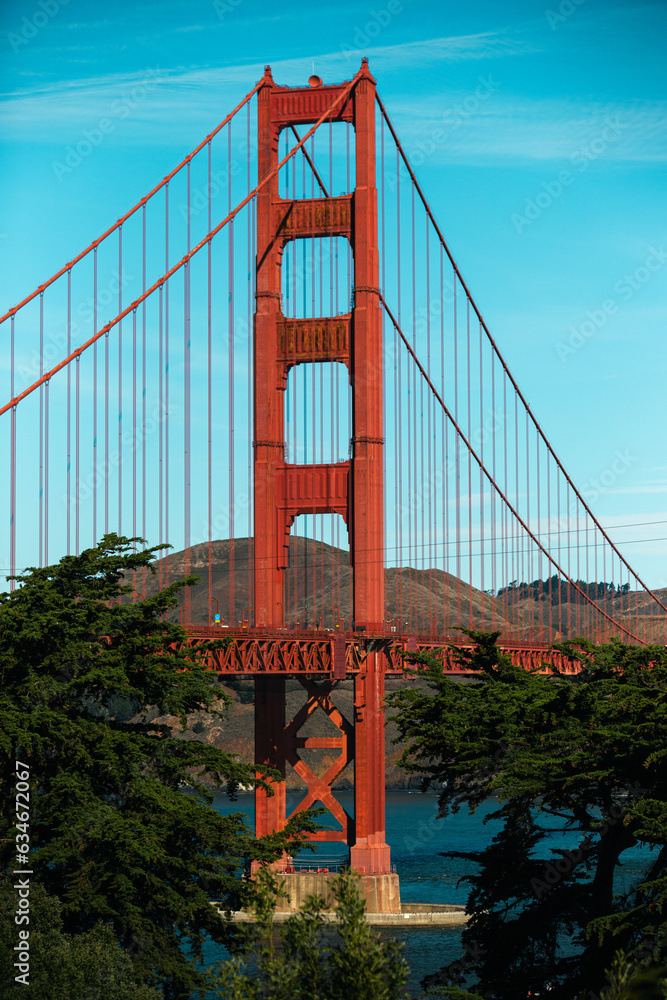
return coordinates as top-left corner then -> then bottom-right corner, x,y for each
283,679 -> 355,844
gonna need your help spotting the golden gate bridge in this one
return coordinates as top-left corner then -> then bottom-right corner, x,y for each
2,60 -> 665,902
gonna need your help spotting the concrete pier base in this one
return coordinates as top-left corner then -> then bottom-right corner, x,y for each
273,872 -> 401,914
224,902 -> 469,926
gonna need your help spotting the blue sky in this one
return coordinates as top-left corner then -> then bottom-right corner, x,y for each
1,0 -> 666,586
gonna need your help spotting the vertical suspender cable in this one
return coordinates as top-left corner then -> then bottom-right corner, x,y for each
536,427 -> 542,639
491,351 -> 496,630
602,498 -> 607,636
9,317 -> 15,589
408,184 -> 415,626
426,225 -> 432,631
184,162 -> 192,609
526,410 -> 531,604
396,146 -> 402,624
557,467 -> 562,636
594,490 -> 598,637
228,124 -> 235,624
75,352 -> 80,554
567,483 -> 572,637
39,293 -> 44,566
515,398 -> 521,634
503,371 -> 508,632
466,299 -> 472,628
479,320 -> 484,625
132,307 -> 137,596
142,204 -> 147,596
454,280 -> 461,628
132,306 -> 137,546
548,454 -> 554,639
93,250 -> 98,548
75,286 -> 80,553
165,184 -> 170,585
158,284 -> 164,589
208,141 -> 213,623
67,269 -> 71,552
535,434 -> 544,642
118,227 -> 123,536
105,265 -> 109,536
440,245 -> 446,628
45,375 -> 50,565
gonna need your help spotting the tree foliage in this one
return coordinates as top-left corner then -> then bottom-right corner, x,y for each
0,881 -> 161,1000
218,868 -> 410,1000
0,535 -> 316,998
388,630 -> 667,1000
496,576 -> 630,606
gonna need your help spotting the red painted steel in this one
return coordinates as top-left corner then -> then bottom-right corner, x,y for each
5,62 -> 666,883
252,61 -> 389,870
283,680 -> 354,844
186,627 -> 582,676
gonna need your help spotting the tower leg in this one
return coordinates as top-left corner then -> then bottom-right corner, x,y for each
254,676 -> 286,837
350,653 -> 390,873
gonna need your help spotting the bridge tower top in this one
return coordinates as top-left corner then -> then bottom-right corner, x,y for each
252,60 -> 384,632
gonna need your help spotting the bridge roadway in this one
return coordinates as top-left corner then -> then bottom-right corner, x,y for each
184,627 -> 580,677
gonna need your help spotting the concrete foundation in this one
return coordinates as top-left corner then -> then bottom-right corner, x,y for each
225,903 -> 468,926
273,872 -> 401,915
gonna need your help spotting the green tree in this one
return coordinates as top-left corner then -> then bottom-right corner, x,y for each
0,881 -> 161,1000
388,630 -> 667,1000
602,950 -> 667,1000
218,868 -> 410,999
0,535 -> 316,999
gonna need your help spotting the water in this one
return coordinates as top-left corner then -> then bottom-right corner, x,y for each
200,790 -> 654,997
202,791 -> 498,996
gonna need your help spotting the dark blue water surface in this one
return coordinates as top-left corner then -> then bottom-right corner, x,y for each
200,790 -> 653,997
199,790 -> 479,995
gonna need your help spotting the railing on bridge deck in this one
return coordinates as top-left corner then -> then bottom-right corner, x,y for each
184,625 -> 582,676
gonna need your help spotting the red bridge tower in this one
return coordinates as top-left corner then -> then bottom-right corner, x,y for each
252,61 -> 391,880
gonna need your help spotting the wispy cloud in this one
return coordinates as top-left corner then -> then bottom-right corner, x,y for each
385,94 -> 667,165
0,29 -> 536,144
2,50 -> 665,166
604,483 -> 667,497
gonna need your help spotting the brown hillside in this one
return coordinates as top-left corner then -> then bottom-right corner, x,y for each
135,536 -> 533,634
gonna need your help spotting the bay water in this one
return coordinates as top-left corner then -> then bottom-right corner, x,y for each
202,789 -> 653,997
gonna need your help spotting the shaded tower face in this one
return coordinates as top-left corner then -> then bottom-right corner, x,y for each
252,64 -> 391,876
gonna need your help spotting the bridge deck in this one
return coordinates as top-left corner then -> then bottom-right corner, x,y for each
185,627 -> 580,677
